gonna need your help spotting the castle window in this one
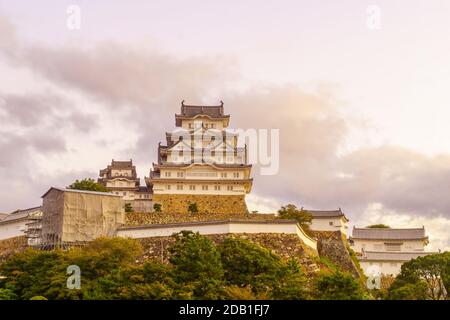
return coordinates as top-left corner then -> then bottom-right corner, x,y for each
329,221 -> 334,226
177,184 -> 183,190
167,185 -> 171,190
123,192 -> 126,196
189,185 -> 196,191
165,172 -> 171,177
227,186 -> 233,191
202,185 -> 208,191
221,172 -> 227,178
214,185 -> 221,191
233,172 -> 239,178
177,172 -> 184,178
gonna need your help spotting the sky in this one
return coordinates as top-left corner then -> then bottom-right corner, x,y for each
0,1 -> 449,250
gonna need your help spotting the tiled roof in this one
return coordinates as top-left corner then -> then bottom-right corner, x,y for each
111,160 -> 133,168
175,101 -> 230,126
180,100 -> 225,117
303,208 -> 349,222
137,186 -> 150,192
41,187 -> 123,198
99,159 -> 137,178
351,227 -> 427,240
0,206 -> 42,224
358,251 -> 437,262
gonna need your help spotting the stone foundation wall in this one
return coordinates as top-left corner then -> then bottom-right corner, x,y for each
152,194 -> 248,214
0,236 -> 28,264
311,231 -> 362,278
125,211 -> 277,225
137,233 -> 321,275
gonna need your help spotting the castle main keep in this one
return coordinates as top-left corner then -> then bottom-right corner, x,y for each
99,101 -> 253,214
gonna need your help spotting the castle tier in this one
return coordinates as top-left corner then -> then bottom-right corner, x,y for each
98,160 -> 152,212
145,101 -> 253,214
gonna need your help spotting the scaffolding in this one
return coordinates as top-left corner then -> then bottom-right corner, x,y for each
39,187 -> 125,249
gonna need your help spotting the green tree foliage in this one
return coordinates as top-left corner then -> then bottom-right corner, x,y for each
0,234 -> 373,300
314,271 -> 366,300
188,202 -> 199,214
366,224 -> 390,228
153,203 -> 162,213
67,178 -> 109,192
270,258 -> 309,300
277,204 -> 312,232
124,203 -> 134,213
218,237 -> 284,294
29,295 -> 48,300
388,252 -> 450,300
0,288 -> 17,300
168,231 -> 224,299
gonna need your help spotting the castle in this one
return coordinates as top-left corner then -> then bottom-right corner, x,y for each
0,100 -> 440,277
99,101 -> 253,214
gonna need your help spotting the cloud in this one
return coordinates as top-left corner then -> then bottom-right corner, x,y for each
0,14 -> 449,252
357,203 -> 450,251
226,88 -> 450,226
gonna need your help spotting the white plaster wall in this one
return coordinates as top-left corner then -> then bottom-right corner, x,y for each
117,222 -> 317,250
152,182 -> 246,195
111,169 -> 133,176
351,239 -> 425,254
310,218 -> 348,235
0,220 -> 27,240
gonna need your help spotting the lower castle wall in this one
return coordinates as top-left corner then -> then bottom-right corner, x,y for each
152,194 -> 248,214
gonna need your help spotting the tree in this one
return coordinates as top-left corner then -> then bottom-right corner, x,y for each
168,231 -> 224,299
366,224 -> 390,228
388,252 -> 450,300
153,203 -> 162,213
314,271 -> 366,300
68,178 -> 109,192
188,202 -> 199,214
277,204 -> 312,232
0,288 -> 17,300
124,203 -> 134,213
218,237 -> 283,295
270,258 -> 309,300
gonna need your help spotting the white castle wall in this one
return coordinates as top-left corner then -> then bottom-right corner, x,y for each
0,220 -> 27,240
117,220 -> 318,251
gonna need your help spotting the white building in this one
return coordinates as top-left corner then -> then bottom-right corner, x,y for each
0,207 -> 42,243
146,101 -> 253,213
349,226 -> 437,276
306,209 -> 349,235
98,159 -> 152,212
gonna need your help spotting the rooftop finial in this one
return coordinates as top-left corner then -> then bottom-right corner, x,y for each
220,100 -> 224,106
181,99 -> 185,106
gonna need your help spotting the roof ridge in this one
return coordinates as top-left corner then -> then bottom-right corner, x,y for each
354,227 -> 424,230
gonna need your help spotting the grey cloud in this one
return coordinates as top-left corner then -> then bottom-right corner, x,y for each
227,88 -> 450,222
1,14 -> 449,227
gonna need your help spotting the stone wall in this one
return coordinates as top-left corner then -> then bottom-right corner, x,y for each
125,211 -> 277,225
0,236 -> 28,264
152,194 -> 249,214
312,231 -> 362,278
137,233 -> 322,276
